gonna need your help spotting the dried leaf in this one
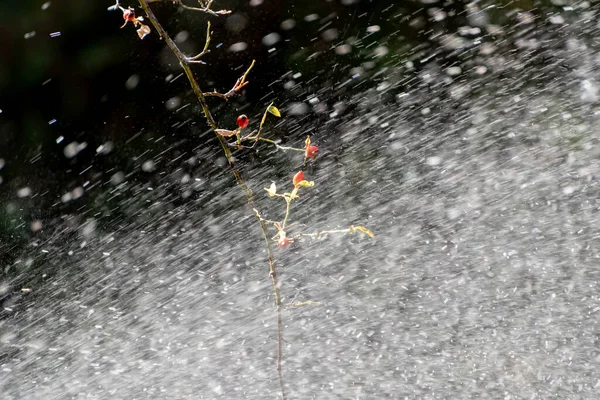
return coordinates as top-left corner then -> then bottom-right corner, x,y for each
264,182 -> 277,197
137,24 -> 151,40
349,225 -> 375,238
215,129 -> 237,137
267,105 -> 281,117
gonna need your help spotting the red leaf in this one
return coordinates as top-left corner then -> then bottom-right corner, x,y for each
293,171 -> 305,186
305,145 -> 319,160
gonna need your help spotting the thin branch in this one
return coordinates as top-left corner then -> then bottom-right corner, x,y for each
238,60 -> 255,89
286,301 -> 323,308
253,209 -> 282,226
185,21 -> 211,63
245,137 -> 304,152
282,196 -> 293,230
223,60 -> 255,97
148,0 -> 231,16
291,229 -> 352,240
290,226 -> 375,241
199,61 -> 257,101
248,102 -> 275,143
138,1 -> 286,398
202,91 -> 229,99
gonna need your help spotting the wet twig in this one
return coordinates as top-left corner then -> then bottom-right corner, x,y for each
137,1 -> 286,398
147,0 -> 231,16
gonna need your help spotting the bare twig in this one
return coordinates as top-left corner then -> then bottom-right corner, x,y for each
245,137 -> 305,152
196,61 -> 256,101
281,189 -> 299,231
286,301 -> 323,308
223,60 -> 255,97
290,225 -> 375,241
185,21 -> 212,64
138,1 -> 286,398
148,0 -> 231,16
291,229 -> 351,239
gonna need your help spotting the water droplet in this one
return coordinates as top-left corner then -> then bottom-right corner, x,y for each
17,187 -> 32,198
262,32 -> 281,47
125,74 -> 139,90
427,156 -> 442,166
229,42 -> 248,52
281,19 -> 296,30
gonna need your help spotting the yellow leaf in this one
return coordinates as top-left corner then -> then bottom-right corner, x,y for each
304,136 -> 311,149
267,105 -> 281,117
264,182 -> 277,197
349,225 -> 375,238
297,180 -> 314,188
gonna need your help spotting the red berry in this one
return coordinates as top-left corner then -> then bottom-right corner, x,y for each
278,236 -> 290,249
293,171 -> 305,186
236,114 -> 249,129
305,145 -> 319,160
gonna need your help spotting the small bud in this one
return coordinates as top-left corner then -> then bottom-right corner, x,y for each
304,136 -> 319,160
237,114 -> 249,129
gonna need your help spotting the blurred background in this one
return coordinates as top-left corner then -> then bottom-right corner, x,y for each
0,0 -> 415,267
0,0 -> 566,265
3,0 -> 600,399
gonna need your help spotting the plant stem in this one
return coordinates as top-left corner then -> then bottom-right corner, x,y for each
148,0 -> 230,16
247,137 -> 304,152
138,1 -> 286,398
290,228 -> 354,240
282,199 -> 292,230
